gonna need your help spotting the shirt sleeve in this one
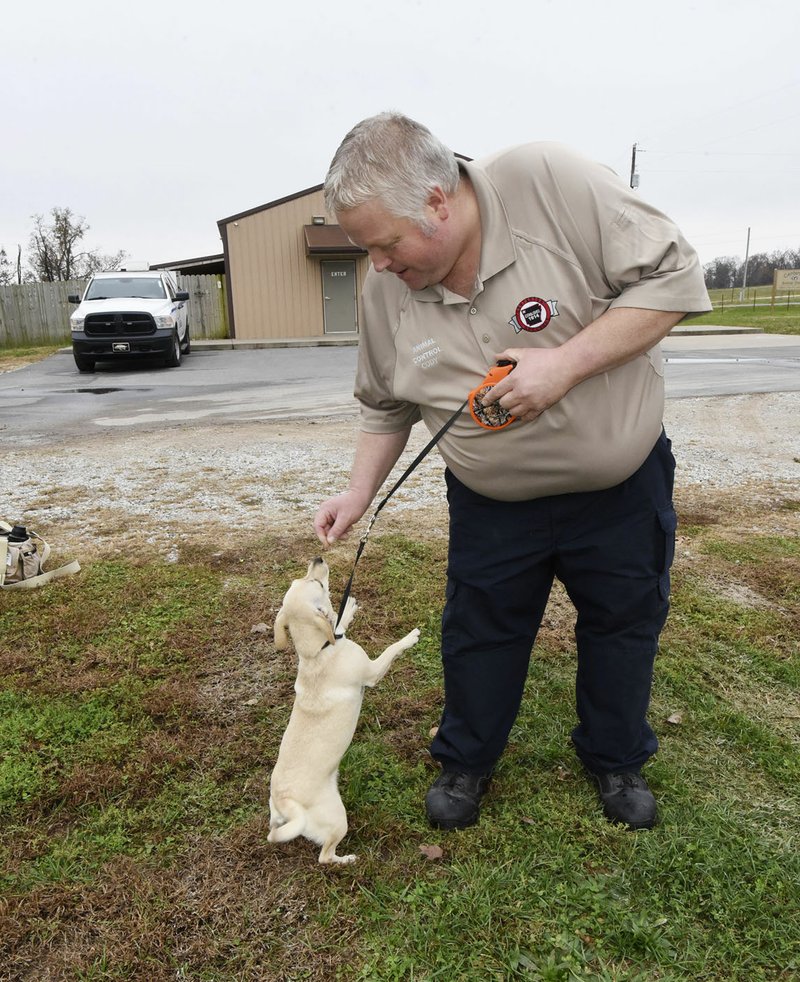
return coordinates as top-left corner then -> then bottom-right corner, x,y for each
354,270 -> 422,433
529,144 -> 713,315
603,200 -> 713,314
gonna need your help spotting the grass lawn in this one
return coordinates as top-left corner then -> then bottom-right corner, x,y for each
696,288 -> 800,335
1,486 -> 798,980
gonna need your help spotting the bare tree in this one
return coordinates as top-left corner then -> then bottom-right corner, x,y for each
27,207 -> 125,281
704,247 -> 800,290
0,248 -> 13,285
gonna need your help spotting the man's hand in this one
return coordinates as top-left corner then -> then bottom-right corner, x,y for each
482,307 -> 686,422
312,426 -> 412,546
480,347 -> 574,422
314,490 -> 372,546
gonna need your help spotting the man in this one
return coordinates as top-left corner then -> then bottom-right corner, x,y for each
314,112 -> 711,831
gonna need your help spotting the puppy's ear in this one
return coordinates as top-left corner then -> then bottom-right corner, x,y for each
274,606 -> 289,649
314,607 -> 336,646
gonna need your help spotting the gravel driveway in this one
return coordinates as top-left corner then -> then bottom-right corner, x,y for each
2,371 -> 798,564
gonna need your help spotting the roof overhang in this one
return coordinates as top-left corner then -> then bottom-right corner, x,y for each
303,225 -> 366,256
150,254 -> 226,275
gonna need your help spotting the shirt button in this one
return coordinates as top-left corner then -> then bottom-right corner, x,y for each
469,306 -> 478,315
482,334 -> 491,343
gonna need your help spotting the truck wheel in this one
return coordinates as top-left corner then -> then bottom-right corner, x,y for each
164,330 -> 182,368
181,323 -> 191,354
73,351 -> 96,373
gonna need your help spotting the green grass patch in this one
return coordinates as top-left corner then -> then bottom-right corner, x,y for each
693,286 -> 800,332
0,342 -> 63,358
1,516 -> 798,980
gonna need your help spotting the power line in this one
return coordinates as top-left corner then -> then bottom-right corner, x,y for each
645,169 -> 800,175
636,77 -> 800,149
688,232 -> 800,242
645,150 -> 800,157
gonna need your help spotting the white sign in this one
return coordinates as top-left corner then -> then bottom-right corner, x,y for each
774,269 -> 800,289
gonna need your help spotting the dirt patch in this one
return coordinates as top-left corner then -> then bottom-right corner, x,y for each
0,349 -> 63,375
1,391 -> 798,566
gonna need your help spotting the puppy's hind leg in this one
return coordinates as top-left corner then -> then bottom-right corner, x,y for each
318,821 -> 356,865
316,794 -> 355,865
319,840 -> 356,865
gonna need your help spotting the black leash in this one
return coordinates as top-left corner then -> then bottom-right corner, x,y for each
333,397 -> 468,635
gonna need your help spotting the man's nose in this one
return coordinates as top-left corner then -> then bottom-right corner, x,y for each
369,250 -> 391,273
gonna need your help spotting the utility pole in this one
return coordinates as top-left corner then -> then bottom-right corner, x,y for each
739,227 -> 751,301
629,143 -> 640,189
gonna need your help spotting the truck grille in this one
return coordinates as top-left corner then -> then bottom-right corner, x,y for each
84,312 -> 157,336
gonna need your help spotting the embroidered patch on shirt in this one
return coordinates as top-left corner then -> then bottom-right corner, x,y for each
411,337 -> 441,369
508,297 -> 559,334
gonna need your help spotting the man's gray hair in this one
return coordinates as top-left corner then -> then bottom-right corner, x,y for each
324,112 -> 461,225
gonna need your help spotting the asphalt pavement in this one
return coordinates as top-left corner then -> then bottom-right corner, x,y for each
0,332 -> 798,444
661,331 -> 800,398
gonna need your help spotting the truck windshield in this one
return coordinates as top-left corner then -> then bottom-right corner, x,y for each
85,277 -> 166,300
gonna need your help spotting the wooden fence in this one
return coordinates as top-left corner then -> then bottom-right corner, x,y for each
0,274 -> 229,347
177,274 -> 229,340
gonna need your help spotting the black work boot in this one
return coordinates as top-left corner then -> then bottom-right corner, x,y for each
425,770 -> 491,830
592,771 -> 658,830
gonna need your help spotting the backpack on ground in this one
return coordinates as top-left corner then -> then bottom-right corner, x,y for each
0,521 -> 81,590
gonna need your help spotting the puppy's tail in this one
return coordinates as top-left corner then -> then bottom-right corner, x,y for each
267,799 -> 306,844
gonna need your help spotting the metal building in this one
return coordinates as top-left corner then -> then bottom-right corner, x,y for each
217,186 -> 368,342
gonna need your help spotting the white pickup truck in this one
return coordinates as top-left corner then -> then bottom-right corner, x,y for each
68,269 -> 191,373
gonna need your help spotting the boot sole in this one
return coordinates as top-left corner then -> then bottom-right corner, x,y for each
426,811 -> 479,830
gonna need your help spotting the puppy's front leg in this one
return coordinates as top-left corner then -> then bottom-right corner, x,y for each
337,596 -> 358,635
363,628 -> 420,687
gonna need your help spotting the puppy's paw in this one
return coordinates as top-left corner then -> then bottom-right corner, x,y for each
403,628 -> 421,648
320,852 -> 357,865
337,596 -> 358,632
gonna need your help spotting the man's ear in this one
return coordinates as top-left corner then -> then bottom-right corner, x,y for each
426,186 -> 449,221
274,606 -> 289,649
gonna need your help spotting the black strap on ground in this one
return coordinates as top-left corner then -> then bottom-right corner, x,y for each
334,398 -> 468,636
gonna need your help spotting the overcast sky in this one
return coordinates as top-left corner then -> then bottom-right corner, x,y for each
3,0 -> 798,272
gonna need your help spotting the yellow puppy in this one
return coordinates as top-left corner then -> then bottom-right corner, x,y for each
269,557 -> 420,864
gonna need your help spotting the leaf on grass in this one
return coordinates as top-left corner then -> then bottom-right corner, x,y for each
420,844 -> 444,861
429,725 -> 439,738
251,623 -> 268,634
666,711 -> 684,725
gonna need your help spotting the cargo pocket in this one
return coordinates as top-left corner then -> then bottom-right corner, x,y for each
657,506 -> 677,601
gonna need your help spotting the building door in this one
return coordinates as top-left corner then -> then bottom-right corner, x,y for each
321,261 -> 358,334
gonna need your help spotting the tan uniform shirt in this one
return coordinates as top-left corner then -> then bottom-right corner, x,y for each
355,142 -> 712,501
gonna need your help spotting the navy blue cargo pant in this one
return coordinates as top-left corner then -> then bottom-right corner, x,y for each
430,431 -> 677,777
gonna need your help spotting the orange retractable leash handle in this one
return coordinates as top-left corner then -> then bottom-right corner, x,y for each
468,358 -> 517,430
